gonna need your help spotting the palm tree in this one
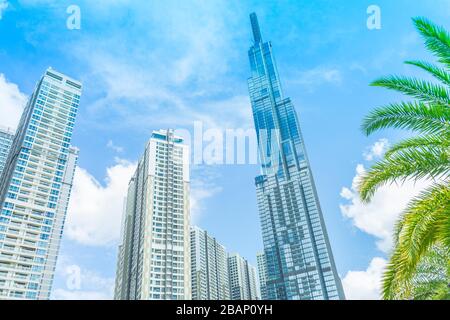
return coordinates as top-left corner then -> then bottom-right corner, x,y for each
409,245 -> 450,300
358,17 -> 450,300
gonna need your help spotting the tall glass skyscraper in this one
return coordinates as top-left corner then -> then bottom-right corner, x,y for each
0,68 -> 81,299
247,13 -> 345,300
114,129 -> 191,300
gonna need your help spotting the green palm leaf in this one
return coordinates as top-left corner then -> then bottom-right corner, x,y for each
397,183 -> 449,263
360,16 -> 450,300
385,134 -> 449,158
384,244 -> 450,300
358,147 -> 449,202
413,17 -> 450,69
371,76 -> 450,106
361,102 -> 450,136
384,184 -> 450,299
383,248 -> 409,299
405,60 -> 450,86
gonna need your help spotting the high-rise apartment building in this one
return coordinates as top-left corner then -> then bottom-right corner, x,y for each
114,129 -> 191,300
0,68 -> 81,300
0,128 -> 14,179
256,252 -> 268,300
246,13 -> 345,300
190,226 -> 229,300
228,253 -> 260,300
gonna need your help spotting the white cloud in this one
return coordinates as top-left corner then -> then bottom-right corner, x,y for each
190,166 -> 222,224
106,139 -> 124,153
66,159 -> 223,245
349,62 -> 368,74
339,139 -> 431,299
0,1 -> 8,20
363,138 -> 389,161
11,2 -> 253,133
75,49 -> 251,132
288,66 -> 342,92
65,159 -> 136,246
52,1 -> 250,132
52,289 -> 112,300
0,73 -> 28,130
340,163 -> 429,253
52,257 -> 114,300
342,257 -> 387,300
371,32 -> 421,70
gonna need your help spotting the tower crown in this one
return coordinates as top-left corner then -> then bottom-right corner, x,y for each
250,12 -> 262,43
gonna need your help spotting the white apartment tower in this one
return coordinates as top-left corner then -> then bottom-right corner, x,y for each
256,252 -> 268,300
0,68 -> 81,299
228,253 -> 260,300
190,226 -> 230,300
114,129 -> 191,300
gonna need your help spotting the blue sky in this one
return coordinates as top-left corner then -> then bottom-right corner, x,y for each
0,0 -> 448,299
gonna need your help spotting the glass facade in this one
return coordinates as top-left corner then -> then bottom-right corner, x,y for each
247,13 -> 345,300
0,128 -> 14,179
0,68 -> 81,300
114,129 -> 191,300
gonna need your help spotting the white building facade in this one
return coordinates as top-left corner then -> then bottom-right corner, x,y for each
114,129 -> 191,300
228,253 -> 260,300
256,252 -> 268,300
190,226 -> 230,300
0,68 -> 81,299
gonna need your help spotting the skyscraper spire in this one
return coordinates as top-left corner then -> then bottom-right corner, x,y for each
250,12 -> 262,43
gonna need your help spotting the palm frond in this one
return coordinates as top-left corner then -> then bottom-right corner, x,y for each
396,183 -> 449,270
365,17 -> 450,301
371,76 -> 450,106
386,242 -> 450,300
404,245 -> 449,300
384,184 -> 450,300
358,148 -> 449,202
413,17 -> 450,69
361,102 -> 450,136
405,60 -> 450,86
385,134 -> 449,158
383,248 -> 408,299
